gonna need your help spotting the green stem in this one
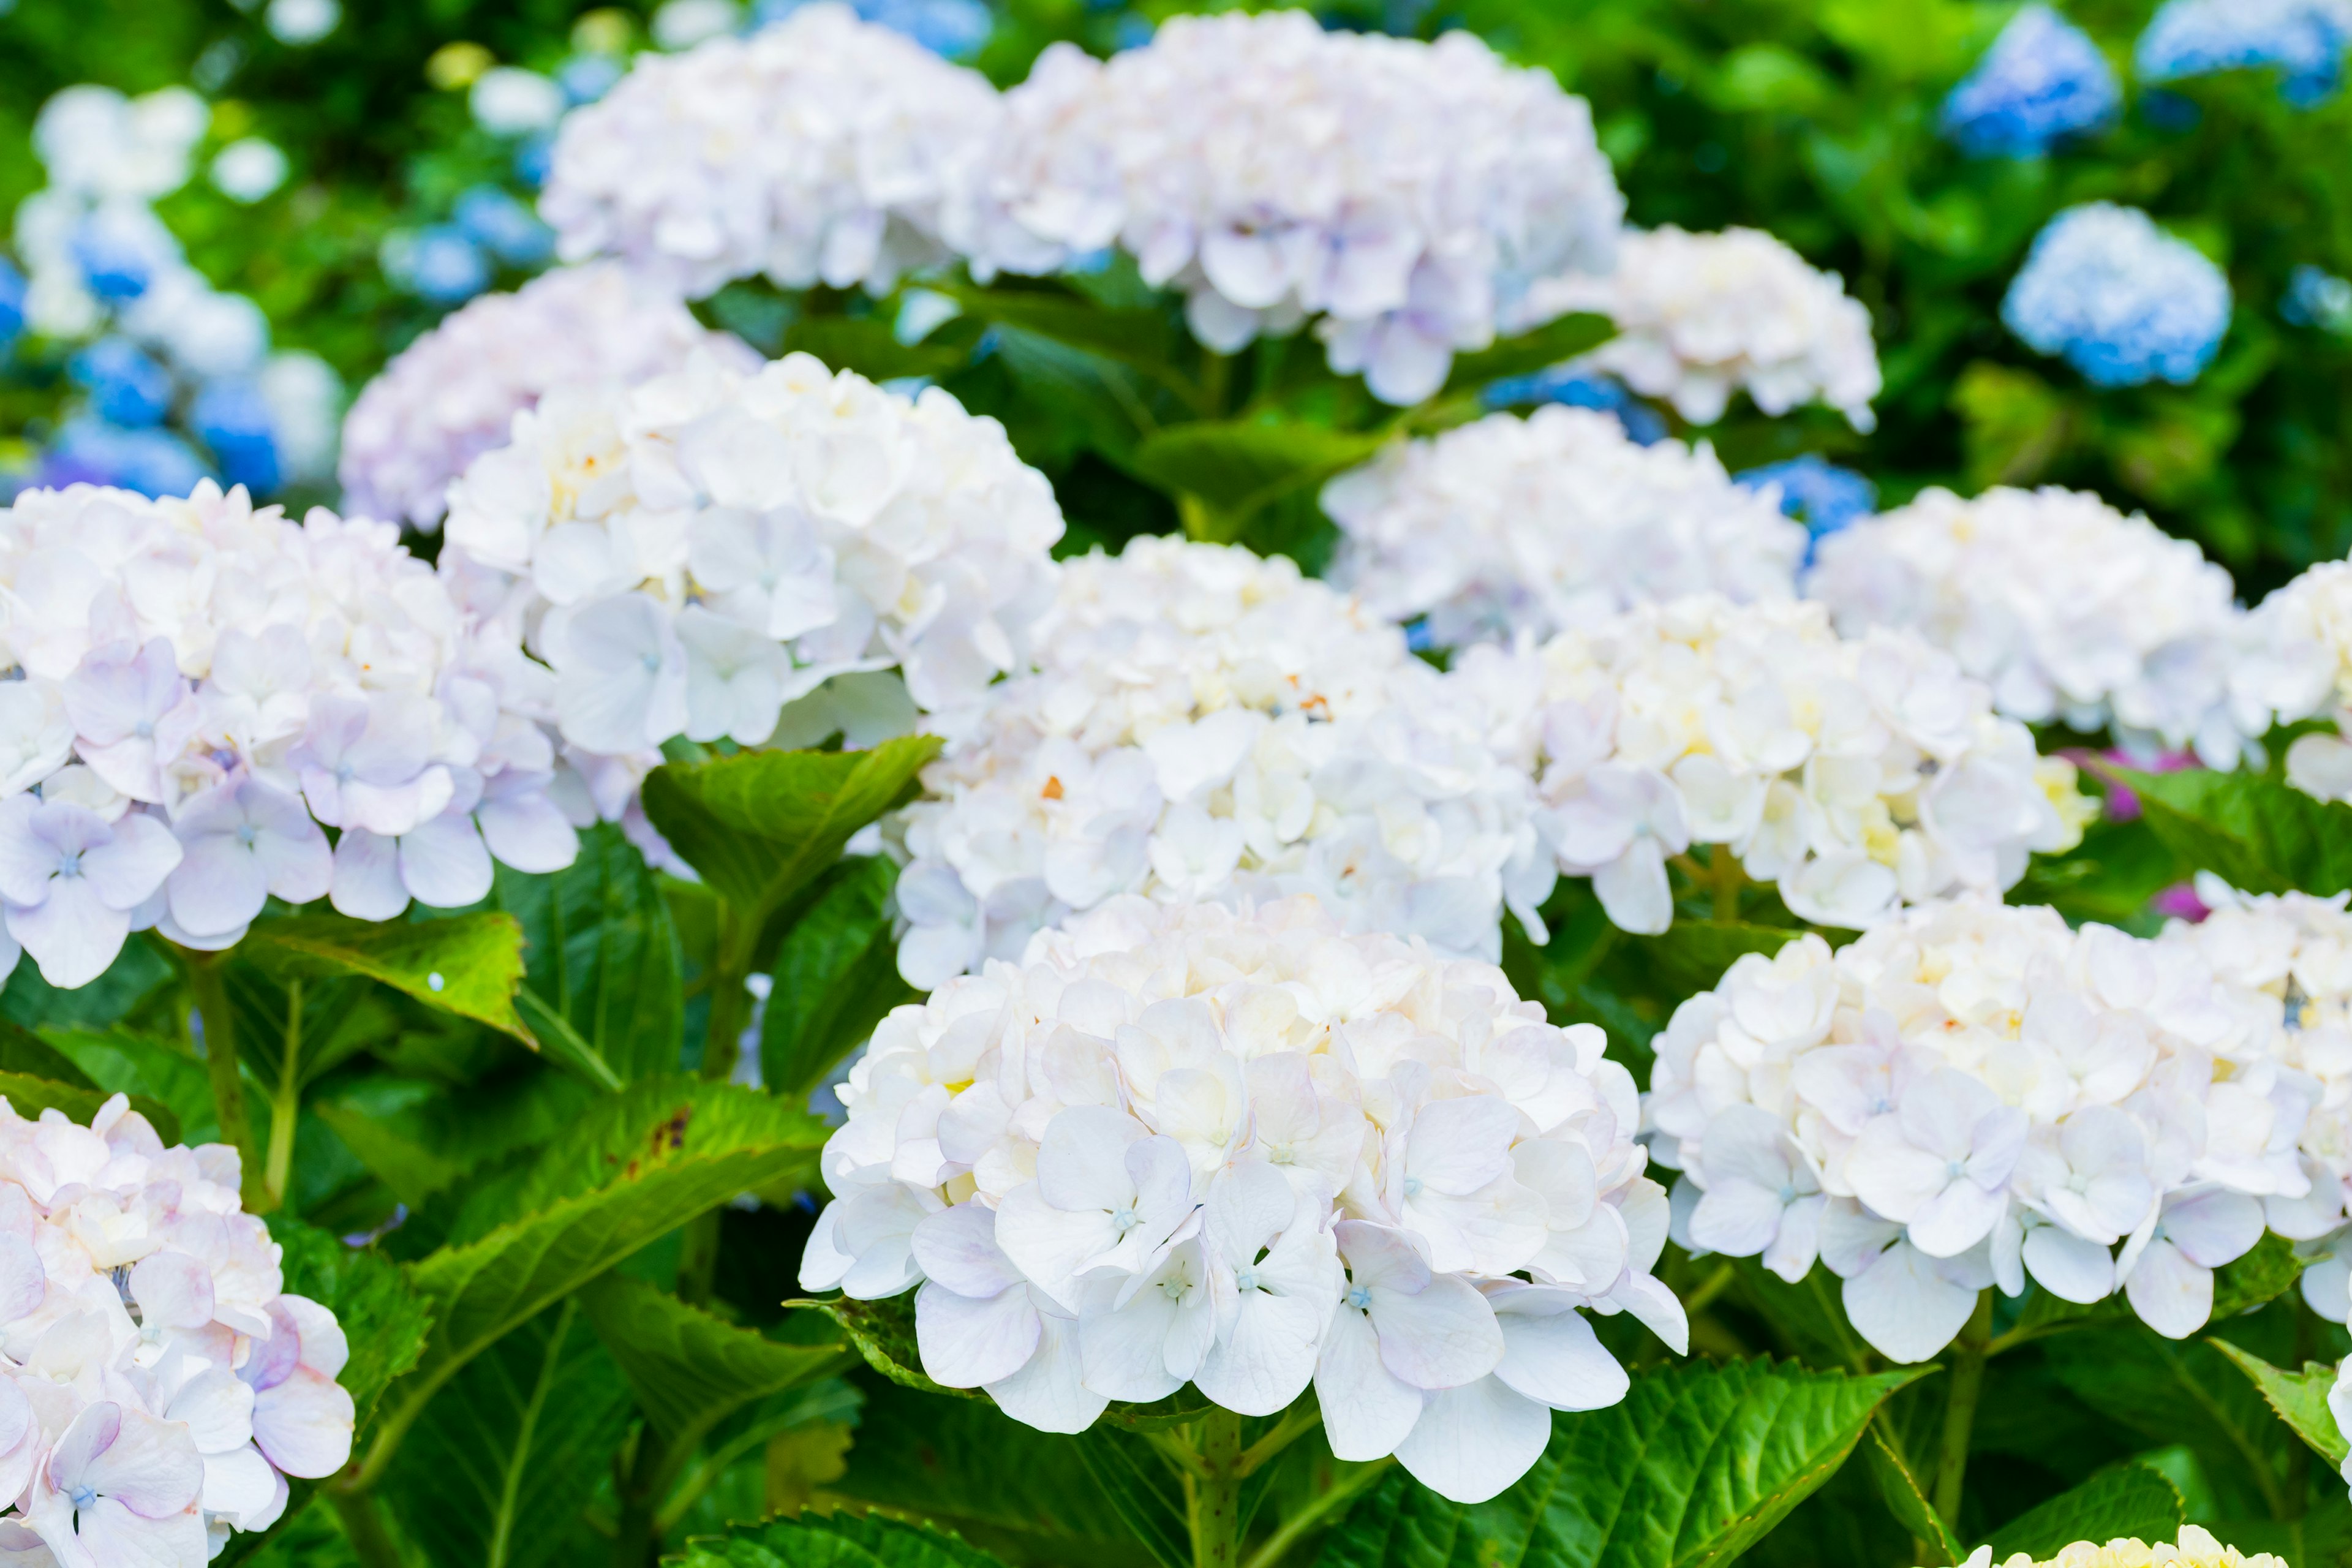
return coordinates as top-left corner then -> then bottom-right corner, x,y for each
266,979 -> 303,1208
1178,493 -> 1224,543
330,1489 -> 405,1568
1684,1259 -> 1737,1316
1932,1291 -> 1993,1528
1199,350 -> 1231,418
1240,1459 -> 1394,1568
1710,848 -> 1746,924
612,1420 -> 670,1568
1238,1404 -> 1321,1476
699,903 -> 753,1083
181,948 -> 270,1214
1188,1408 -> 1246,1568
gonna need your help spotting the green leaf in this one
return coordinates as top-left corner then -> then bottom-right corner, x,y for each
1,937 -> 172,1033
1316,1358 -> 1926,1568
1130,418 -> 1386,524
1441,312 -> 1615,396
641,736 -> 941,923
784,314 -> 969,382
1983,1463 -> 2185,1562
241,912 -> 532,1040
1728,1258 -> 1875,1374
2012,1231 -> 2304,1341
268,1213 -> 432,1434
797,1290 -> 984,1404
675,1511 -> 1009,1568
575,1272 -> 846,1444
2046,1329 -> 2299,1520
2118,767 -> 2352,897
43,1028 -> 221,1145
951,281 -> 1186,388
1860,1422 -> 1961,1567
0,1020 -> 95,1087
0,1066 -> 181,1145
761,856 -> 918,1099
1070,1428 -> 1190,1568
374,1077 -> 826,1475
311,1071 -> 597,1211
1632,921 -> 1809,999
2210,1340 -> 2350,1466
497,823 -> 686,1086
382,1298 -> 633,1568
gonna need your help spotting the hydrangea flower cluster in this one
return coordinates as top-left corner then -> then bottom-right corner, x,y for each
1512,225 -> 1882,430
1806,485 -> 2269,766
1734,454 -> 1877,545
889,537 -> 1553,989
337,263 -> 759,530
800,895 -> 1679,1503
540,2 -> 1003,298
1940,6 -> 2122,159
2135,0 -> 2352,106
0,1092 -> 355,1561
0,480 -> 578,986
1453,596 -> 2092,936
2237,562 -> 2352,804
952,10 -> 1624,406
440,350 -> 1065,765
1319,407 -> 1807,649
12,86 -> 341,500
1651,897 -> 2305,1362
2155,880 -> 2352,1319
2002,203 -> 2234,387
1960,1531 -> 2285,1568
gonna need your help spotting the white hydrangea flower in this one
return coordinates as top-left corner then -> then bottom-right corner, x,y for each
1516,225 -> 1882,430
540,2 -> 1002,298
441,350 -> 1065,775
0,1091 -> 355,1559
31,85 -> 208,203
2241,562 -> 2352,804
801,894 -> 1679,1501
889,537 -> 1555,988
1807,485 -> 2272,766
0,480 -> 578,982
1322,407 -> 1806,648
951,11 -> 1623,405
338,263 -> 760,530
1453,595 -> 2094,936
1651,896 -> 2303,1360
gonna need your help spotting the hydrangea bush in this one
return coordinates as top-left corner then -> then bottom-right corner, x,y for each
6,1 -> 2352,1567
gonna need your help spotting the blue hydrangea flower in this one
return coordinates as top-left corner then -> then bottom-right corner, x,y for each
38,418 -> 208,499
454,186 -> 556,267
1479,366 -> 1668,445
2283,264 -> 2352,332
755,0 -> 991,57
2135,0 -> 2352,106
1941,6 -> 2120,157
190,379 -> 282,495
2001,202 -> 2232,386
0,259 -> 25,352
69,338 -> 174,428
557,53 -> 625,104
381,226 -> 491,306
1736,455 -> 1879,541
70,208 -> 176,303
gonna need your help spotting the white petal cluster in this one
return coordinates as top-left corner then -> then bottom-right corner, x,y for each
801,895 -> 1680,1503
441,352 -> 1065,774
2155,880 -> 2352,1322
1321,407 -> 1806,649
0,1092 -> 354,1563
1807,486 -> 2271,766
1453,595 -> 2094,935
0,481 -> 578,986
337,263 -> 760,530
890,537 -> 1553,989
2241,562 -> 2352,805
952,11 -> 1623,406
540,2 -> 1001,298
1517,226 -> 1882,429
1651,897 -> 2305,1361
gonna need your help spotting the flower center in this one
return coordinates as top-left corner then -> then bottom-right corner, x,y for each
1110,1203 -> 1140,1234
641,653 -> 662,674
1234,1268 -> 1261,1293
1401,1175 -> 1423,1199
236,823 -> 260,848
1344,1284 -> 1373,1311
67,1484 -> 96,1510
1945,1158 -> 1968,1180
1777,1183 -> 1797,1205
53,848 -> 83,878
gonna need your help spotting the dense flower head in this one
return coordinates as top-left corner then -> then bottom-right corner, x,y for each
540,2 -> 1002,298
1735,454 -> 1877,543
1960,1529 -> 2287,1568
889,537 -> 1553,988
441,350 -> 1065,772
2135,0 -> 2352,105
2002,203 -> 2233,387
1452,595 -> 2092,937
951,10 -> 1623,406
801,894 -> 1680,1502
0,480 -> 577,986
1513,225 -> 1882,430
1940,6 -> 2122,159
1807,485 -> 2267,766
2239,562 -> 2352,805
339,263 -> 758,530
0,1091 -> 355,1561
1320,407 -> 1806,650
1651,897 -> 2304,1361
